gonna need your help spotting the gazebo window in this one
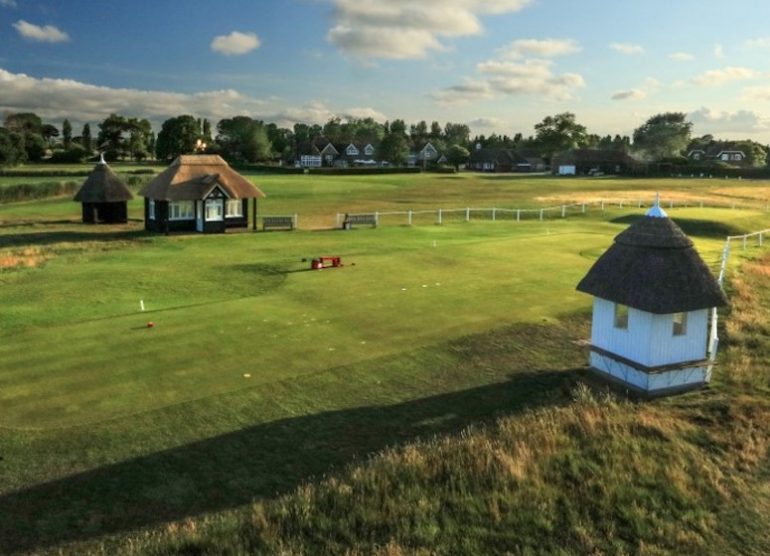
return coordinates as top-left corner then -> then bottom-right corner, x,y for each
225,200 -> 243,217
614,303 -> 628,329
169,201 -> 194,220
673,312 -> 687,336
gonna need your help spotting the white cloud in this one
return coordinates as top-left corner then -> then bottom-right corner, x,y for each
741,85 -> 770,103
689,107 -> 769,135
328,0 -> 532,60
433,53 -> 584,104
13,20 -> 69,43
499,38 -> 581,59
431,79 -> 494,105
692,66 -> 759,86
611,89 -> 646,101
714,44 -> 725,59
0,67 -> 383,128
669,52 -> 694,61
468,117 -> 504,128
609,43 -> 644,55
1,0 -> 18,7
210,31 -> 261,56
744,37 -> 770,49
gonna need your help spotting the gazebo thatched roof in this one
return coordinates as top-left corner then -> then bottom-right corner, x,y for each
73,162 -> 133,203
139,155 -> 265,201
576,207 -> 728,314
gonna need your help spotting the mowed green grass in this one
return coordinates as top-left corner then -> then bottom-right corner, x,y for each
2,206 -> 755,430
1,171 -> 769,553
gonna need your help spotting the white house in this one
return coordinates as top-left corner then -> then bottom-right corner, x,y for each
576,199 -> 728,396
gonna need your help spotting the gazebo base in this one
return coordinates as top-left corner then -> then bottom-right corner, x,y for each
586,366 -> 707,398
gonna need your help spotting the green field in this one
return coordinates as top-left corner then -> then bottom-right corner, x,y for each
1,171 -> 769,554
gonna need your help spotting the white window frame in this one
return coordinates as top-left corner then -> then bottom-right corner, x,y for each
226,199 -> 243,218
346,144 -> 359,156
169,200 -> 194,220
205,199 -> 224,222
364,144 -> 375,156
148,199 -> 155,220
672,312 -> 687,336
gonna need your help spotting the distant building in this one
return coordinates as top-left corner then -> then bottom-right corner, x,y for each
469,146 -> 546,172
73,155 -> 133,223
576,198 -> 728,396
687,142 -> 749,166
139,155 -> 265,233
552,149 -> 638,176
298,137 -> 379,167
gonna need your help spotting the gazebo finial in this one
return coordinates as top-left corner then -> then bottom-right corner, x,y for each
646,191 -> 668,218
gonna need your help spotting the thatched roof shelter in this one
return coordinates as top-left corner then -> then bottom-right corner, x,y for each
139,155 -> 265,201
577,206 -> 727,314
73,160 -> 133,203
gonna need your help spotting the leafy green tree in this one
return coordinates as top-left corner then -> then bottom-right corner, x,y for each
4,112 -> 42,135
41,124 -> 59,147
156,115 -> 201,160
444,123 -> 470,147
216,116 -> 272,163
632,112 -> 692,160
429,121 -> 442,139
533,112 -> 588,162
446,144 -> 470,170
81,123 -> 92,153
62,119 -> 72,149
97,114 -> 129,159
202,119 -> 212,142
0,128 -> 26,166
377,131 -> 409,165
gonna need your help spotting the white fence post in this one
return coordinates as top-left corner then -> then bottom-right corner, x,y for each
637,199 -> 641,208
438,208 -> 442,225
561,205 -> 566,218
293,213 -> 298,229
336,213 -> 341,227
492,208 -> 496,221
539,209 -> 544,221
408,210 -> 413,225
375,211 -> 379,226
517,209 -> 521,222
760,232 -> 764,247
601,200 -> 605,212
582,203 -> 586,214
743,235 -> 747,251
466,207 -> 470,222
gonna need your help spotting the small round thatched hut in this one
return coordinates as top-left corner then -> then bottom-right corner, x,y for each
73,156 -> 133,223
576,198 -> 728,396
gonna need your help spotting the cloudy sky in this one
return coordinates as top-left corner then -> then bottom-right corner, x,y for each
3,0 -> 770,141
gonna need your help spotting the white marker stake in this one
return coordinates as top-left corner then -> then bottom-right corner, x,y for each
140,299 -> 145,312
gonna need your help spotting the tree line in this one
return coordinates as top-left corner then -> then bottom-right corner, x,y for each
0,110 -> 767,168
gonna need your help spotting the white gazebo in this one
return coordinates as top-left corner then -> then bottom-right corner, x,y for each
576,199 -> 728,396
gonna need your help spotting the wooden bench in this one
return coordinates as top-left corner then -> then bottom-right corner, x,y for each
263,215 -> 295,231
342,213 -> 378,229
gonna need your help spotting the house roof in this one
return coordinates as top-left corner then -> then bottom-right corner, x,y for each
73,161 -> 133,203
139,155 -> 265,201
576,207 -> 728,313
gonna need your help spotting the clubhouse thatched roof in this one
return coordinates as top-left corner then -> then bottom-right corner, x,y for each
576,205 -> 728,314
139,155 -> 265,201
73,161 -> 133,203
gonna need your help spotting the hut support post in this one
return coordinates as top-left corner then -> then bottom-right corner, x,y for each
252,199 -> 258,231
438,209 -> 442,225
492,208 -> 496,221
465,208 -> 470,222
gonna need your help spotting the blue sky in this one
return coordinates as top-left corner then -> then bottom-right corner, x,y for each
3,0 -> 770,141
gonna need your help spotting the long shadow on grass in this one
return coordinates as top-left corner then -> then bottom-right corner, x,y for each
0,229 -> 149,249
0,367 -> 579,553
